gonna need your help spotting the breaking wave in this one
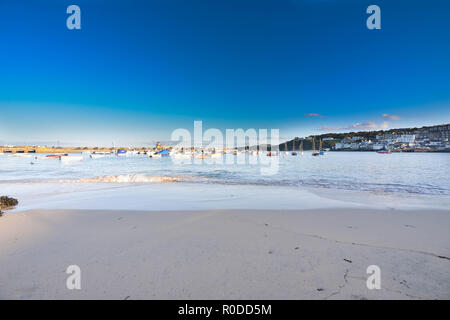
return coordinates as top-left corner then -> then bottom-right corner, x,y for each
1,174 -> 448,196
60,174 -> 183,183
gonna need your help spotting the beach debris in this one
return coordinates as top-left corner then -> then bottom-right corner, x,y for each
124,296 -> 130,300
317,288 -> 324,292
294,246 -> 300,250
0,196 -> 19,215
343,258 -> 352,263
400,280 -> 410,288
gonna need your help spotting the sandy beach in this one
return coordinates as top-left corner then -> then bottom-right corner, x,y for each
1,207 -> 449,300
3,0 -> 450,306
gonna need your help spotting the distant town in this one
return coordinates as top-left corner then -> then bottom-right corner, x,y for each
278,123 -> 450,152
1,123 -> 449,154
302,123 -> 450,152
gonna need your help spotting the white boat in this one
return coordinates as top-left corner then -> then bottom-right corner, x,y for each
116,149 -> 128,156
210,153 -> 223,158
195,154 -> 210,159
93,151 -> 112,155
60,155 -> 83,162
90,154 -> 104,159
148,153 -> 161,158
9,153 -> 32,158
173,153 -> 192,159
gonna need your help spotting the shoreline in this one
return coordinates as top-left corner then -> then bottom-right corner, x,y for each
1,207 -> 449,299
3,181 -> 450,213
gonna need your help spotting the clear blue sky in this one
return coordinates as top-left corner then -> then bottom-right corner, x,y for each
1,0 -> 449,146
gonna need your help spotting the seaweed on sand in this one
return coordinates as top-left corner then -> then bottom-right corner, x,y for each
0,196 -> 19,216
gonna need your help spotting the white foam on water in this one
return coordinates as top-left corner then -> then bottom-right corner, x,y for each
60,174 -> 182,183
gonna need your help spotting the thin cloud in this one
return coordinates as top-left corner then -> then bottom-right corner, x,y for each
349,121 -> 390,130
319,121 -> 390,132
304,113 -> 323,118
319,125 -> 343,131
381,113 -> 401,120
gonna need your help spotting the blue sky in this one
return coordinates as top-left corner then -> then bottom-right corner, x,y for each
1,0 -> 449,146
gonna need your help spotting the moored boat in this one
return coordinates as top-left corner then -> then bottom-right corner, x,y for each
292,139 -> 297,155
157,149 -> 170,156
195,154 -> 210,159
312,138 -> 320,156
210,153 -> 223,158
148,152 -> 161,158
90,154 -> 105,159
60,155 -> 83,162
116,149 -> 127,156
319,140 -> 325,155
46,154 -> 68,159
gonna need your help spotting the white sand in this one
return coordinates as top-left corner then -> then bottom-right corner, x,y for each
1,208 -> 449,299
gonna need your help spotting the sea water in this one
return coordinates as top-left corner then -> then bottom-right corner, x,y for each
1,152 -> 449,211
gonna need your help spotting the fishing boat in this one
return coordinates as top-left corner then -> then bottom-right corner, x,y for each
377,149 -> 392,154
